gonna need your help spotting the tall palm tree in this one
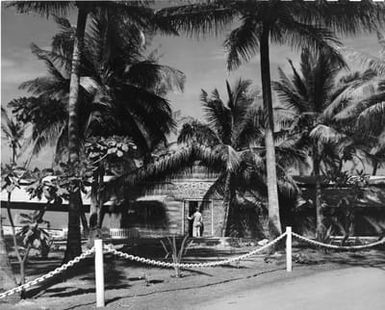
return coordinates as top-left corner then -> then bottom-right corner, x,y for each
273,48 -> 369,238
338,31 -> 385,174
179,79 -> 257,236
10,15 -> 183,162
156,0 -> 385,236
9,13 -> 184,255
177,79 -> 302,236
10,0 -> 179,260
1,108 -> 25,165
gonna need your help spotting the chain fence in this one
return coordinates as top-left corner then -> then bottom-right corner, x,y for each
0,247 -> 95,300
104,232 -> 287,268
291,232 -> 385,250
2,229 -> 385,300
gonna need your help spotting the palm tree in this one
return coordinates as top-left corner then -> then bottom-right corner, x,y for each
8,12 -> 184,257
10,0 -> 179,260
1,108 -> 25,165
10,15 -> 183,162
179,79 -> 257,236
338,31 -> 385,174
273,48 -> 369,238
156,0 -> 385,236
177,79 -> 302,236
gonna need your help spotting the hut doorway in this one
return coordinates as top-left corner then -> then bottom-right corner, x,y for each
183,200 -> 214,237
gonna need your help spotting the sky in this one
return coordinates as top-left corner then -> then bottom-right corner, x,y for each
1,2 -> 382,169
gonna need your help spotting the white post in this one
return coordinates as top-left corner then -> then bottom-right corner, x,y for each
286,226 -> 292,272
94,239 -> 105,307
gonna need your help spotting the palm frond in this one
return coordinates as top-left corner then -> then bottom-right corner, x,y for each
201,89 -> 232,143
202,172 -> 227,201
177,120 -> 220,145
310,124 -> 348,145
126,62 -> 185,94
9,1 -> 72,18
273,67 -> 307,113
343,47 -> 385,75
315,0 -> 385,37
224,145 -> 241,173
225,16 -> 261,71
357,101 -> 385,136
155,2 -> 235,38
275,15 -> 344,69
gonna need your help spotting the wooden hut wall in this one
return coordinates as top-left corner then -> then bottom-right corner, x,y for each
122,165 -> 226,237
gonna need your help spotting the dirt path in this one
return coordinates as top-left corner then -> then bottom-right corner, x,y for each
197,266 -> 385,310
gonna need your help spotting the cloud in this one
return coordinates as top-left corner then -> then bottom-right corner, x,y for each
2,69 -> 41,85
1,58 -> 16,68
209,50 -> 227,61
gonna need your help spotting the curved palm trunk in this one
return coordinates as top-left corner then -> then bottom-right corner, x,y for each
221,173 -> 232,237
88,167 -> 105,242
260,27 -> 282,238
372,160 -> 378,176
0,215 -> 19,302
313,145 -> 325,239
6,193 -> 30,298
65,6 -> 88,261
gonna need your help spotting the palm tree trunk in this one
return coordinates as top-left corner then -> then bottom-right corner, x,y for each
80,208 -> 89,236
221,173 -> 232,237
97,165 -> 105,229
298,161 -> 307,176
260,26 -> 282,238
6,194 -> 25,296
12,146 -> 16,166
89,181 -> 99,228
64,5 -> 88,261
89,167 -> 105,229
313,145 -> 325,239
0,214 -> 19,303
372,160 -> 378,176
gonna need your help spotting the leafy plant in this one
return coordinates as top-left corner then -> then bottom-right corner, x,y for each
84,136 -> 137,237
323,170 -> 370,245
160,235 -> 192,278
17,213 -> 52,259
1,165 -> 32,291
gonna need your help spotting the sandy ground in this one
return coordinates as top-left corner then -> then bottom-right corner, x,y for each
197,266 -> 385,310
1,245 -> 385,310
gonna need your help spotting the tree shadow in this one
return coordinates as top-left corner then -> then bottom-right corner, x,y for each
292,247 -> 385,271
63,296 -> 123,310
219,264 -> 249,269
181,268 -> 213,277
47,283 -> 130,298
24,256 -> 130,299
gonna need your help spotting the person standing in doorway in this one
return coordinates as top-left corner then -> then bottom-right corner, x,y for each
188,206 -> 203,237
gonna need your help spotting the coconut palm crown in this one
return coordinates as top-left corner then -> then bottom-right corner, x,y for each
1,108 -> 25,165
9,14 -> 185,163
273,48 -> 373,238
10,0 -> 180,260
178,79 -> 303,236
